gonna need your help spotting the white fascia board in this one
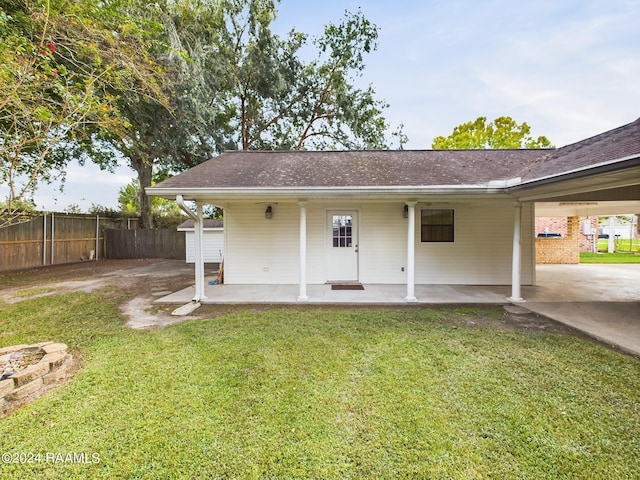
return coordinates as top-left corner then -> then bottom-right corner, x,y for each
148,185 -> 510,201
177,227 -> 224,232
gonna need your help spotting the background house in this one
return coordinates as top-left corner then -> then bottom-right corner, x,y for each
177,219 -> 224,265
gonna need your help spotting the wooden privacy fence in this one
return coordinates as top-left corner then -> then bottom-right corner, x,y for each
104,228 -> 184,259
0,213 -> 140,272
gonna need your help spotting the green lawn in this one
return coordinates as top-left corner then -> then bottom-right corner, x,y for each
580,252 -> 640,263
596,238 -> 640,252
1,293 -> 639,479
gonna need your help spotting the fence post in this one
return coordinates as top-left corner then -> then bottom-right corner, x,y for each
43,214 -> 47,266
95,215 -> 100,260
51,212 -> 55,265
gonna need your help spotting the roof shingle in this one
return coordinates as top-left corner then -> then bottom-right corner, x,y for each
153,117 -> 640,191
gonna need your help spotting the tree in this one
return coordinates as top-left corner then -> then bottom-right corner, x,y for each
97,0 -> 233,229
217,4 -> 401,151
104,1 -> 403,228
432,116 -> 553,149
118,177 -> 185,219
0,0 -> 166,224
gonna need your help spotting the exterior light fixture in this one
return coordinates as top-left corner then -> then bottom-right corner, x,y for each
265,205 -> 273,219
403,204 -> 409,218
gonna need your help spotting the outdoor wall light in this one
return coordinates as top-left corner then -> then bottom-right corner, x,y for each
403,204 -> 408,218
265,205 -> 273,219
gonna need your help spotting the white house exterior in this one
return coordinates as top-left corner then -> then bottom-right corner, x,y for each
223,200 -> 534,286
177,219 -> 224,264
148,117 -> 640,303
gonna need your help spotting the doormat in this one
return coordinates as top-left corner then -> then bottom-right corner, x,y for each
331,284 -> 364,290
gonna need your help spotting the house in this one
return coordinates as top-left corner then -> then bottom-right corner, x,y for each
148,117 -> 640,303
177,219 -> 224,265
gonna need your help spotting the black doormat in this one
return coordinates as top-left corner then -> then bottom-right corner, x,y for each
331,284 -> 364,290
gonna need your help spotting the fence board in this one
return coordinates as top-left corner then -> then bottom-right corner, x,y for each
104,229 -> 184,259
0,214 -> 146,272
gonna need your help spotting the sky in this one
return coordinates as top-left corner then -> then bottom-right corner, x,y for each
17,0 -> 640,212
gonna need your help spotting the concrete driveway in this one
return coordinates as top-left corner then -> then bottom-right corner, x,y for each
525,264 -> 640,357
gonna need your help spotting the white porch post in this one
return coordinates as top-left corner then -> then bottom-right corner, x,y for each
405,201 -> 417,302
176,195 -> 205,302
194,202 -> 206,301
297,201 -> 308,301
509,203 -> 524,302
607,216 -> 616,253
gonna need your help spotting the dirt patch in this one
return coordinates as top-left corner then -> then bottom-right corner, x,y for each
0,259 -> 200,328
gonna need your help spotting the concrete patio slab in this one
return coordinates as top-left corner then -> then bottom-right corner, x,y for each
155,263 -> 640,357
155,282 -> 518,305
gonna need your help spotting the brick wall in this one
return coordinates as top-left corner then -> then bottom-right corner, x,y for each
535,216 -> 581,264
536,216 -> 597,253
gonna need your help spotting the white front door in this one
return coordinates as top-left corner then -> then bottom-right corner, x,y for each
326,211 -> 359,282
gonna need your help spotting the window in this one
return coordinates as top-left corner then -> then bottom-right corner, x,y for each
332,215 -> 353,247
421,209 -> 454,242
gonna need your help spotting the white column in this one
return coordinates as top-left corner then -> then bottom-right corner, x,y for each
194,202 -> 206,301
607,216 -> 616,253
509,203 -> 524,302
297,202 -> 308,301
405,201 -> 417,302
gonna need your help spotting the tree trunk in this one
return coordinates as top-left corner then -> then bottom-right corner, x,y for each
131,155 -> 154,229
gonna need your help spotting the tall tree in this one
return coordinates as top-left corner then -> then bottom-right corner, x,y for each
217,3 -> 400,151
106,0 -> 403,228
432,116 -> 553,149
0,0 -> 166,226
98,0 -> 233,228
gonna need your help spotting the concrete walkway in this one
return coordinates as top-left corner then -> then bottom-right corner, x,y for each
156,264 -> 640,357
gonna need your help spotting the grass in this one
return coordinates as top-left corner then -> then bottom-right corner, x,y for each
580,252 -> 640,263
0,293 -> 639,479
596,239 -> 640,252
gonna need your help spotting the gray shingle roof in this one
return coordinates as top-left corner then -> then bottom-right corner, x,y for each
156,149 -> 549,189
152,117 -> 640,191
520,116 -> 640,181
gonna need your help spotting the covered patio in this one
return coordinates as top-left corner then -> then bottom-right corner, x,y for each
155,281 -> 518,305
154,263 -> 640,305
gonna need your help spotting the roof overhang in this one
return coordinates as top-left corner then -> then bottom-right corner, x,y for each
508,154 -> 640,202
147,185 -> 514,205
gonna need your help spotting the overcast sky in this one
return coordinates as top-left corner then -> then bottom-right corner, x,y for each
19,0 -> 640,211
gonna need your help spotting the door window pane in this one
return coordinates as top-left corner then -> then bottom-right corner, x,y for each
332,215 -> 353,247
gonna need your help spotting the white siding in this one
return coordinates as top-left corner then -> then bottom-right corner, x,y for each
359,203 -> 407,284
225,203 -> 299,284
223,199 -> 534,286
414,202 -> 534,285
184,230 -> 224,263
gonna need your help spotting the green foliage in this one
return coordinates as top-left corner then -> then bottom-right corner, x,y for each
108,1 -> 401,228
0,0 -> 167,217
432,116 -> 554,149
0,296 -> 638,478
0,197 -> 37,227
63,203 -> 83,214
217,5 -> 398,150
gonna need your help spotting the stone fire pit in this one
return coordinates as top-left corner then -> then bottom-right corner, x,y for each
0,342 -> 72,415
